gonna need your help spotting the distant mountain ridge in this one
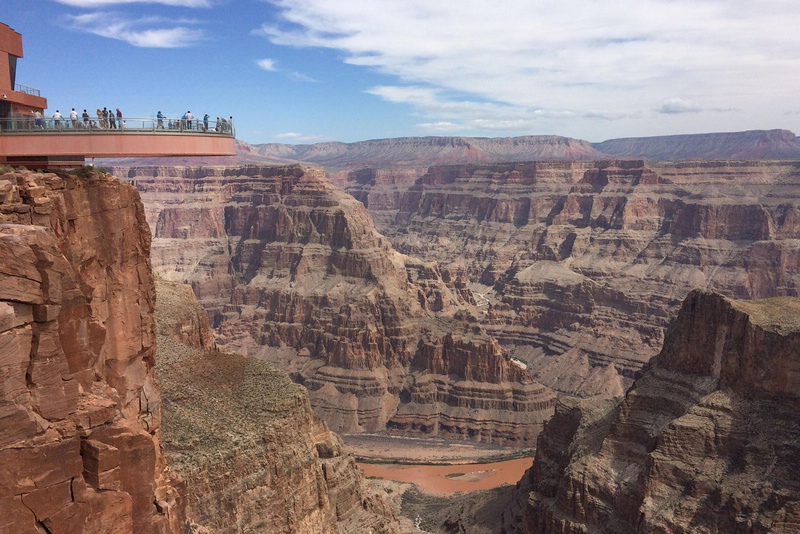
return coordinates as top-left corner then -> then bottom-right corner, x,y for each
104,129 -> 800,169
250,129 -> 800,168
593,128 -> 800,160
250,135 -> 606,168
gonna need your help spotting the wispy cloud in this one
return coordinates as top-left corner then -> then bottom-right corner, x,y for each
255,58 -> 316,82
55,0 -> 212,7
256,58 -> 278,71
274,132 -> 330,142
368,85 -> 577,134
68,12 -> 204,47
258,0 -> 800,137
656,98 -> 702,115
416,121 -> 466,133
289,71 -> 317,82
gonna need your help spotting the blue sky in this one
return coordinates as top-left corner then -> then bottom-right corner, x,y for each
5,0 -> 800,145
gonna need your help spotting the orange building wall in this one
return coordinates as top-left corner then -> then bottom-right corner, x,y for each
0,23 -> 47,118
0,23 -> 23,94
0,23 -> 23,59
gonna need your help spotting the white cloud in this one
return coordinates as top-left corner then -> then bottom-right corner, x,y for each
656,98 -> 703,115
256,58 -> 278,71
68,12 -> 204,47
416,121 -> 468,133
55,0 -> 211,7
255,58 -> 317,82
274,132 -> 330,142
582,110 -> 633,121
290,72 -> 317,82
259,0 -> 800,138
368,85 -> 576,134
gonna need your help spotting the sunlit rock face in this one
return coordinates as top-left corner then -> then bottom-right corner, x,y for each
131,165 -> 556,446
0,169 -> 183,534
348,160 -> 800,395
504,290 -> 800,534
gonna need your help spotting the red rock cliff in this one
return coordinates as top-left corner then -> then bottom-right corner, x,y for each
130,165 -> 556,446
0,168 -> 183,533
507,290 -> 800,533
154,279 -> 402,534
350,160 -> 800,396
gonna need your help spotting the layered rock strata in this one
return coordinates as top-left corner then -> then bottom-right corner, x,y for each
248,135 -> 608,170
351,160 -> 800,395
0,168 -> 183,533
155,279 -> 402,534
130,165 -> 556,445
507,290 -> 800,533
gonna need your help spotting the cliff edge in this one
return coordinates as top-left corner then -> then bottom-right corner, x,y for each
508,289 -> 800,533
0,168 -> 183,533
154,278 -> 403,534
133,165 -> 556,446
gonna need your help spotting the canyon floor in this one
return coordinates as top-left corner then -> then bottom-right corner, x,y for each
345,433 -> 533,532
344,433 -> 534,463
375,481 -> 514,534
359,457 -> 532,496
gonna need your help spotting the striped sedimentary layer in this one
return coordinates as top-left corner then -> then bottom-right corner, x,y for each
154,279 -> 402,534
346,160 -> 800,396
129,165 -> 556,445
0,169 -> 183,534
506,290 -> 800,533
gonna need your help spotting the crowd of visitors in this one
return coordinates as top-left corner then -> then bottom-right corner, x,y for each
154,110 -> 233,133
2,107 -> 233,134
5,106 -> 124,130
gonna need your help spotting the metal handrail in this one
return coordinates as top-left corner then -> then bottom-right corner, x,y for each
14,84 -> 41,97
0,115 -> 235,137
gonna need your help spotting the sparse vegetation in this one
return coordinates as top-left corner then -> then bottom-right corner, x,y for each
73,165 -> 113,179
154,279 -> 307,469
731,296 -> 800,334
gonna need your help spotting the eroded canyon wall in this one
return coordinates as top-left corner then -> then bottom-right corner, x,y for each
128,165 -> 556,446
154,279 -> 402,534
348,160 -> 800,395
0,168 -> 183,533
506,290 -> 800,533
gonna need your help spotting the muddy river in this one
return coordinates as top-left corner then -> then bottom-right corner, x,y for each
358,457 -> 533,496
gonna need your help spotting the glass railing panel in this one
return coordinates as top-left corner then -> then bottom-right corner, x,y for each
0,116 -> 234,136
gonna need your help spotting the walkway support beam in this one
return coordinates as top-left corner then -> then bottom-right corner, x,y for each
0,131 -> 236,160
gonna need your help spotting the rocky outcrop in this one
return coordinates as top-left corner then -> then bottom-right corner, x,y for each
156,282 -> 215,351
356,160 -> 800,395
129,165 -> 556,446
0,168 -> 183,534
154,279 -> 402,534
507,290 -> 800,533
